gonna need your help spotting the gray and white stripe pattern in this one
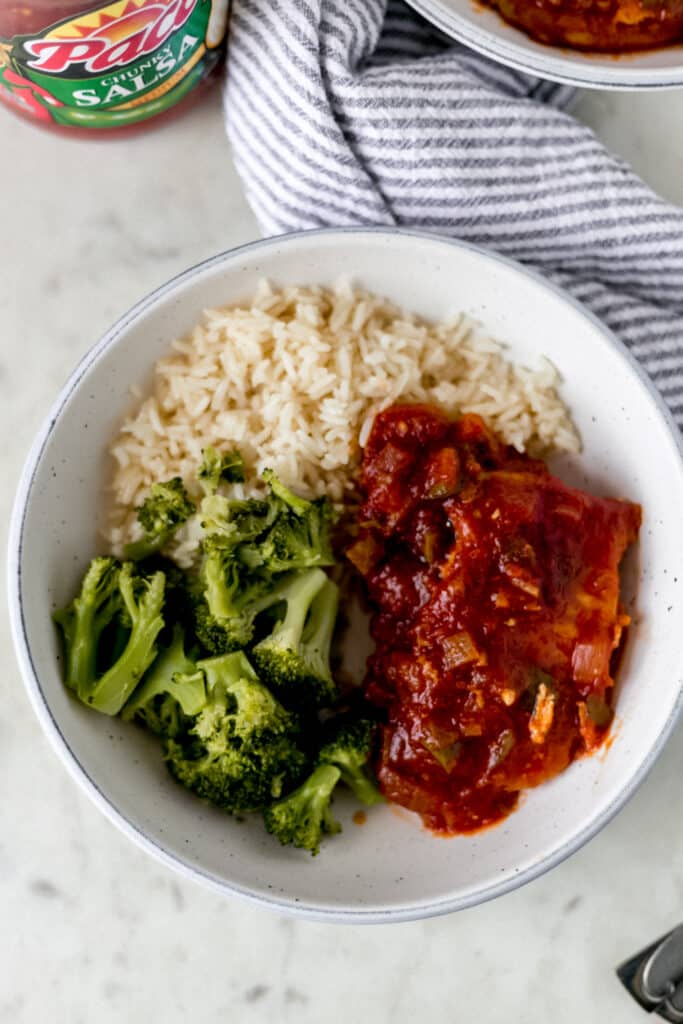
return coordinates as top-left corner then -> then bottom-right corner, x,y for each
224,0 -> 683,423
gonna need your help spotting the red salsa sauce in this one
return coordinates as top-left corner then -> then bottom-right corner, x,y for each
348,405 -> 641,835
482,0 -> 683,52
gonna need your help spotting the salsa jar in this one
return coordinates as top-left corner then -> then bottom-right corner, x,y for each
0,0 -> 229,133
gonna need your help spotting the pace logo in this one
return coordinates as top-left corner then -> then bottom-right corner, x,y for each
21,0 -> 198,75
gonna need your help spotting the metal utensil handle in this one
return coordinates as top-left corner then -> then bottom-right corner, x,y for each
617,925 -> 683,1020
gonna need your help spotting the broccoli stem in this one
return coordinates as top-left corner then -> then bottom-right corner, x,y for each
262,468 -> 311,516
298,763 -> 342,838
53,557 -> 120,693
198,650 -> 260,693
339,767 -> 384,807
302,577 -> 339,672
317,718 -> 383,806
203,551 -> 239,621
263,763 -> 342,855
268,569 -> 328,650
122,623 -> 205,721
84,567 -> 166,716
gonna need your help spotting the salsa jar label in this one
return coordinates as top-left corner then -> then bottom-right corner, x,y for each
0,0 -> 229,128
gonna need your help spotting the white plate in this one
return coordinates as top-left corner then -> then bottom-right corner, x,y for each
8,228 -> 683,922
407,0 -> 683,89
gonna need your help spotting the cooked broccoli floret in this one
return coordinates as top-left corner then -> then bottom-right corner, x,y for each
199,494 -> 279,564
199,493 -> 277,551
198,534 -> 273,652
251,570 -> 339,710
85,563 -> 166,715
199,494 -> 238,542
124,478 -> 196,561
259,470 -> 335,572
164,651 -> 307,812
55,560 -> 166,716
318,717 -> 383,806
122,623 -> 205,736
53,556 -> 121,694
258,501 -> 335,572
192,598 -> 240,656
198,446 -> 245,495
198,470 -> 335,576
191,470 -> 338,655
263,763 -> 342,855
228,499 -> 277,543
201,535 -> 253,621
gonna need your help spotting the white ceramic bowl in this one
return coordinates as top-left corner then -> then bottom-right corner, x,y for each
9,228 -> 683,922
407,0 -> 683,89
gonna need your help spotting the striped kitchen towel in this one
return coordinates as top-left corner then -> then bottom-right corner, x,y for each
224,0 -> 683,424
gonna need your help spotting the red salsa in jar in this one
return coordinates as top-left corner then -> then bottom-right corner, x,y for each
0,0 -> 229,134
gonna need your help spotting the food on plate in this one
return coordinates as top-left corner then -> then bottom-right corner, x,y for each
348,404 -> 641,834
482,0 -> 683,51
263,717 -> 383,854
55,283 -> 636,854
54,556 -> 167,716
122,476 -> 198,562
55,456 -> 382,856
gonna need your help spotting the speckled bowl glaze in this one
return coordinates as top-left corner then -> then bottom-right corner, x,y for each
8,228 -> 683,923
405,0 -> 683,89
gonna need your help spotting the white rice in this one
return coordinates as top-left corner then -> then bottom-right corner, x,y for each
105,280 -> 579,561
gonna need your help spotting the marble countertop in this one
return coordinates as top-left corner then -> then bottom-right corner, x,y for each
3,83 -> 683,1024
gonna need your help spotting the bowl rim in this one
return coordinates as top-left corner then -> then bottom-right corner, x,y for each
405,0 -> 683,90
8,225 -> 683,923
